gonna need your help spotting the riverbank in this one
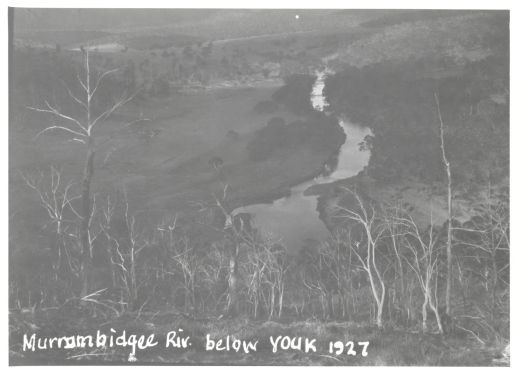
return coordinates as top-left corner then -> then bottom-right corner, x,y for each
174,77 -> 284,93
308,51 -> 509,234
229,72 -> 368,251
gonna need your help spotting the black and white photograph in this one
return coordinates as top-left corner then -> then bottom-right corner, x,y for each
7,3 -> 512,366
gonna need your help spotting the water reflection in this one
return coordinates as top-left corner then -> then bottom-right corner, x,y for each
235,69 -> 370,252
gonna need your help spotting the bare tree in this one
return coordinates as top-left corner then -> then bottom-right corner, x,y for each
394,209 -> 444,333
20,167 -> 81,278
335,190 -> 387,328
243,233 -> 288,319
434,92 -> 453,316
100,192 -> 149,312
171,236 -> 199,315
28,50 -> 142,297
385,205 -> 411,325
213,185 -> 246,318
317,231 -> 357,320
454,185 -> 509,321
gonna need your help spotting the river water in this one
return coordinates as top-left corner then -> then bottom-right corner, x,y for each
235,69 -> 371,252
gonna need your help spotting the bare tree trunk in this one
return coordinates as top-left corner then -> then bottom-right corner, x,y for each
491,256 -> 498,321
80,145 -> 94,297
269,285 -> 275,319
363,236 -> 385,329
342,193 -> 386,328
376,281 -> 385,329
428,298 -> 444,334
129,238 -> 137,311
370,231 -> 386,328
445,178 -> 452,316
422,294 -> 428,332
421,297 -> 444,334
278,282 -> 284,318
389,217 -> 408,322
435,93 -> 453,316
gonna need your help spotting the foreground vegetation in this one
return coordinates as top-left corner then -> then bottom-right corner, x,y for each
9,166 -> 509,365
10,310 -> 506,365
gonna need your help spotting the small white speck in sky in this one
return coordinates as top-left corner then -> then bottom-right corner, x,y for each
295,14 -> 300,20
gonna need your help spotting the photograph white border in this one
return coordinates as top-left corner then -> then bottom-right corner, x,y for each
1,1 -> 522,375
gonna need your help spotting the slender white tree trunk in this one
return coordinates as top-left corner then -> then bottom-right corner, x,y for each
435,93 -> 453,316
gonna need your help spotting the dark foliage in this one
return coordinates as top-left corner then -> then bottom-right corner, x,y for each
271,74 -> 317,116
246,114 -> 345,162
324,56 -> 509,186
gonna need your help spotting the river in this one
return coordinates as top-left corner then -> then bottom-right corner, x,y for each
234,68 -> 371,252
